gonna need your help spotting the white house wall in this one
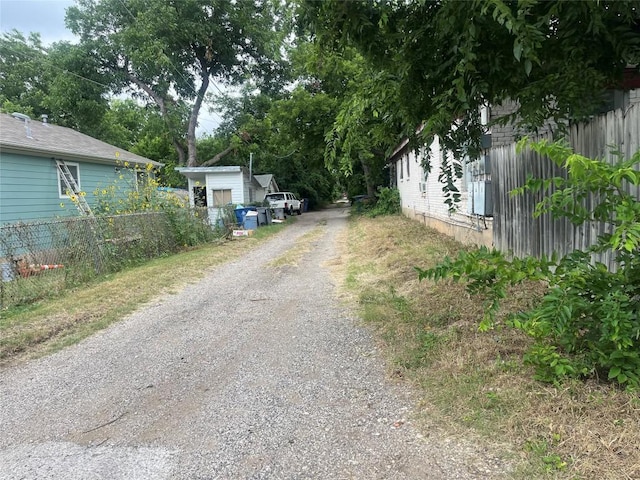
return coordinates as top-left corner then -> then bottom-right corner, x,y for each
205,171 -> 244,206
199,171 -> 242,226
395,135 -> 493,248
243,175 -> 257,205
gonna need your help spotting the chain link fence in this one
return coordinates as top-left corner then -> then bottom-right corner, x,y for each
0,209 -> 220,310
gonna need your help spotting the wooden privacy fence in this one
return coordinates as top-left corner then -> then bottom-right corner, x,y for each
492,102 -> 640,267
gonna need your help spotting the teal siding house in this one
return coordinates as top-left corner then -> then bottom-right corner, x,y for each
0,112 -> 162,225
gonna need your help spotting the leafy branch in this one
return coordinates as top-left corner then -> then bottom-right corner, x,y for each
417,140 -> 640,389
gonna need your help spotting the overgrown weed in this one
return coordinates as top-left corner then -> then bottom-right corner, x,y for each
341,214 -> 640,479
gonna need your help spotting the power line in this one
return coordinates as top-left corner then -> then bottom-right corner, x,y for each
0,43 -> 111,89
2,2 -> 252,137
1,41 -> 225,135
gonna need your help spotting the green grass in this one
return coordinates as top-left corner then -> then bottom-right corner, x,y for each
3,211 -> 639,479
0,224 -> 286,365
339,214 -> 640,480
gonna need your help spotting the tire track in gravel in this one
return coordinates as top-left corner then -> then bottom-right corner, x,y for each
0,208 -> 510,479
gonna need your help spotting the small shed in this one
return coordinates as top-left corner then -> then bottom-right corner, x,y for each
175,165 -> 264,225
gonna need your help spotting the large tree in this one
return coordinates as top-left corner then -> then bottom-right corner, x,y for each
314,47 -> 403,197
205,77 -> 340,206
66,0 -> 287,167
285,35 -> 404,197
299,0 -> 640,156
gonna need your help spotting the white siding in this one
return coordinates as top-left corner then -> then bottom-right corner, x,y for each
396,136 -> 470,220
242,173 -> 256,204
206,171 -> 244,206
394,135 -> 493,247
177,166 -> 273,227
202,171 -> 241,226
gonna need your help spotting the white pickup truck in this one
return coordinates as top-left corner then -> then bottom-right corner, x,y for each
264,192 -> 302,216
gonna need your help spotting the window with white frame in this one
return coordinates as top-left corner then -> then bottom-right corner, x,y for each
406,154 -> 410,178
57,161 -> 80,198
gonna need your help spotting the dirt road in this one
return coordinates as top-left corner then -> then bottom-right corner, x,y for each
0,208 -> 508,479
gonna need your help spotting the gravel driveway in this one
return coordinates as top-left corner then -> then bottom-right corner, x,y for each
0,208 -> 509,479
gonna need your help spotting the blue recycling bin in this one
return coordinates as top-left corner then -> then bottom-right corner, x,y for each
234,206 -> 257,226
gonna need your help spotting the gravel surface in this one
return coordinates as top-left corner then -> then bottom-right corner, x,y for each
0,208 -> 511,479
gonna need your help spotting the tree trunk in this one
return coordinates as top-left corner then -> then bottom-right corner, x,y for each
128,72 -> 187,165
199,145 -> 235,167
186,69 -> 210,167
360,157 -> 376,198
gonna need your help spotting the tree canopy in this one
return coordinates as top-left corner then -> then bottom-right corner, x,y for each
0,30 -> 109,136
299,0 -> 640,156
5,0 -> 639,202
66,0 -> 288,166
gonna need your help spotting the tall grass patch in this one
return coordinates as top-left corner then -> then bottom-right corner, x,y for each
342,214 -> 640,479
0,227 -> 280,365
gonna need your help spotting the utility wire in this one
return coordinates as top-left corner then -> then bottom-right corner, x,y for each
0,43 -> 110,89
1,42 -> 224,132
3,2 -> 259,147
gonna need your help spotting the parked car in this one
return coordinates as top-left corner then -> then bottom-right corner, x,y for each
264,192 -> 302,215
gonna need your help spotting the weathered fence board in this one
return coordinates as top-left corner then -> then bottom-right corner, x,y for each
492,103 -> 640,267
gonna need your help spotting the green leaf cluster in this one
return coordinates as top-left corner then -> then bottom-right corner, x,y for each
351,187 -> 401,217
418,141 -> 640,390
66,0 -> 287,166
0,30 -> 110,135
299,0 -> 640,195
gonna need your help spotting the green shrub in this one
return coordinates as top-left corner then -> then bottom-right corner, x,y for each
417,140 -> 640,390
368,187 -> 401,217
90,162 -> 218,247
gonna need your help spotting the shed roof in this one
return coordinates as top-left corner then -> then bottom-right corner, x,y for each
0,113 -> 162,166
253,174 -> 275,188
175,165 -> 244,175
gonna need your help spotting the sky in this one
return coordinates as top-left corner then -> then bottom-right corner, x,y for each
0,0 -> 77,45
0,0 -> 222,134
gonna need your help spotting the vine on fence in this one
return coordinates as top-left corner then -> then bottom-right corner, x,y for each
416,139 -> 640,389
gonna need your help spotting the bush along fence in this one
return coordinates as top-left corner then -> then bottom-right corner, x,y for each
0,208 -> 219,310
418,140 -> 640,390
